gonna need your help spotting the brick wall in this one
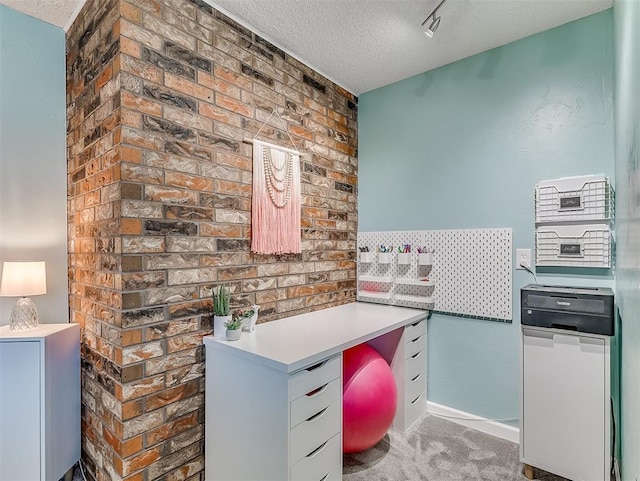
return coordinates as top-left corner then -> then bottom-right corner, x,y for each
66,0 -> 358,479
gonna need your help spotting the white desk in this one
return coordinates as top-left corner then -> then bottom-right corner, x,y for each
203,302 -> 428,481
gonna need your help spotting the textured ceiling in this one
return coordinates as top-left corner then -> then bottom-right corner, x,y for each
211,0 -> 613,94
0,0 -> 80,30
0,0 -> 613,95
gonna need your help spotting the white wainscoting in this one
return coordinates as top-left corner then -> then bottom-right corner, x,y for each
427,401 -> 519,444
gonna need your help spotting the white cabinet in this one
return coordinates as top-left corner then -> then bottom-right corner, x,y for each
0,324 -> 81,481
521,327 -> 610,481
289,356 -> 342,481
204,347 -> 341,481
396,320 -> 428,431
203,302 -> 427,481
368,318 -> 428,432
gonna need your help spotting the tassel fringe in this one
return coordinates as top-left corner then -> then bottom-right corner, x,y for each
251,139 -> 301,255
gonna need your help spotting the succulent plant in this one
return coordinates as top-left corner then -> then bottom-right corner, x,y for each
223,317 -> 242,330
213,284 -> 230,316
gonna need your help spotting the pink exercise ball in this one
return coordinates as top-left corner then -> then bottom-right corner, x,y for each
342,343 -> 397,453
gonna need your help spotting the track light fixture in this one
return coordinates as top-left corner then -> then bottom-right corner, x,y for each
422,0 -> 448,38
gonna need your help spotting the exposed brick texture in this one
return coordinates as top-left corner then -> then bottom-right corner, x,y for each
66,0 -> 358,480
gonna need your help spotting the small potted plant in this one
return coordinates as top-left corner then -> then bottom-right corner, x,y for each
232,308 -> 255,332
213,283 -> 231,339
224,316 -> 243,341
243,305 -> 260,332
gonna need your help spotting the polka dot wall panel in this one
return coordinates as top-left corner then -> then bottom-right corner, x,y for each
357,229 -> 512,321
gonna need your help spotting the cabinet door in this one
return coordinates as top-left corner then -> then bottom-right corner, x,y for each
0,341 -> 42,480
522,329 -> 606,481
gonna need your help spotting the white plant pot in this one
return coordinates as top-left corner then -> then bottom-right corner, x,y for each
226,328 -> 242,341
242,305 -> 260,332
214,315 -> 231,339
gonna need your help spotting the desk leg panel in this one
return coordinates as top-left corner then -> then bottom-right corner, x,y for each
205,347 -> 289,481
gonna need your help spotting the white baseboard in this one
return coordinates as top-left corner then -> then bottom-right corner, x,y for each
427,401 -> 520,444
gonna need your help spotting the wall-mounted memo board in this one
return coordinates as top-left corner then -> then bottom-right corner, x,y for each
357,228 -> 512,321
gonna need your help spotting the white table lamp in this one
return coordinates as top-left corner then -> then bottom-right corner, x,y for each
0,261 -> 47,330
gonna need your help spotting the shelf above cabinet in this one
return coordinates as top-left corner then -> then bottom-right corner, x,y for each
395,278 -> 435,287
395,294 -> 434,304
359,275 -> 393,283
357,290 -> 393,300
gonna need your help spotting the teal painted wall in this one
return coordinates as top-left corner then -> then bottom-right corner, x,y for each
613,0 -> 640,478
359,11 -> 614,425
0,7 -> 68,324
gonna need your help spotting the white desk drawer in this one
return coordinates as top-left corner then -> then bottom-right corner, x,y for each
290,401 -> 341,464
405,334 -> 425,359
320,464 -> 342,481
405,371 -> 426,402
291,378 -> 341,429
405,390 -> 427,430
405,348 -> 424,380
290,433 -> 341,481
404,319 -> 426,343
290,355 -> 341,401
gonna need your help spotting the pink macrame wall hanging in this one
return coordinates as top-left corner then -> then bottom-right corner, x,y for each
251,138 -> 301,254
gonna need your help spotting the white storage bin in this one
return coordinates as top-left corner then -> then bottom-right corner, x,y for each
359,252 -> 374,263
418,253 -> 433,265
535,175 -> 614,224
378,252 -> 392,264
535,224 -> 611,268
397,253 -> 410,265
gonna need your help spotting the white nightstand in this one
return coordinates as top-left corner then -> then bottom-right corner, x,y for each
0,323 -> 81,481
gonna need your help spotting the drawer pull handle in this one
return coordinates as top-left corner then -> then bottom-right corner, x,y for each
411,320 -> 423,327
411,335 -> 423,343
411,393 -> 423,405
306,407 -> 328,422
306,382 -> 329,398
320,474 -> 329,481
411,373 -> 421,382
305,360 -> 328,372
411,351 -> 422,360
306,440 -> 328,458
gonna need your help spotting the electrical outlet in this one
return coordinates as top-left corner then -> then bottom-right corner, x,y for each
516,249 -> 532,270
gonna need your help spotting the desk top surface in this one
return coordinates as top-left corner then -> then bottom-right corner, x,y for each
0,323 -> 77,340
203,302 -> 426,373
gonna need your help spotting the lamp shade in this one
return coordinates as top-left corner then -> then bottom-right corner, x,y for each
0,261 -> 47,297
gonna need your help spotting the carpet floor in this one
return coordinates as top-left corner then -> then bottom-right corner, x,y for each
343,414 -> 574,481
65,413 -> 612,481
